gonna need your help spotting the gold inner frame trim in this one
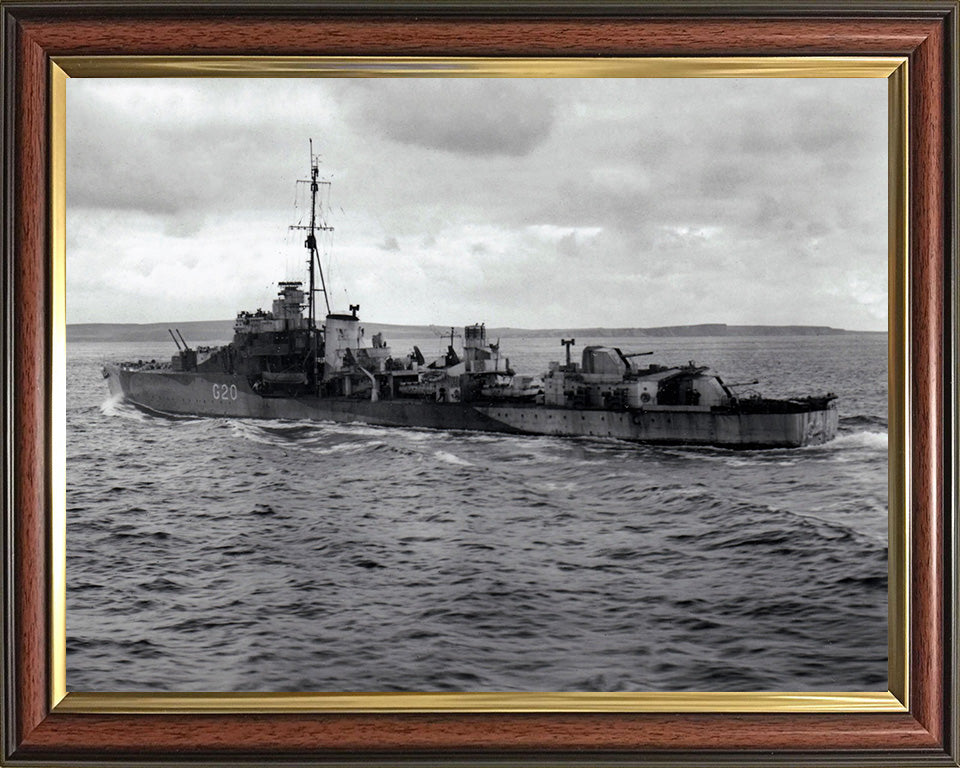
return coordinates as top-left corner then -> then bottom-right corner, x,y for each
55,55 -> 905,79
50,61 -> 67,708
49,55 -> 909,715
886,61 -> 910,708
57,690 -> 903,714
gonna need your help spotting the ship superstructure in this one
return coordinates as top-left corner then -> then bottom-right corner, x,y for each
103,146 -> 839,448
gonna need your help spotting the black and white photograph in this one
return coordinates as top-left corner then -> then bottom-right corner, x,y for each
65,76 -> 888,693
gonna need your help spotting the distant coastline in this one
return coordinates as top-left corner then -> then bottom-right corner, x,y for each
67,320 -> 882,343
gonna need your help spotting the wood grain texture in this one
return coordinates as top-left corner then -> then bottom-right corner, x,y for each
908,14 -> 946,747
3,4 -> 955,764
16,16 -> 941,56
13,21 -> 49,748
14,712 -> 941,755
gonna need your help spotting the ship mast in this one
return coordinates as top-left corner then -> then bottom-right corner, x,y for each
291,139 -> 334,328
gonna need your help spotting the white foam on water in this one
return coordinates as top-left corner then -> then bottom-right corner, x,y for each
537,480 -> 579,493
823,430 -> 888,451
230,420 -> 318,446
331,423 -> 393,438
228,420 -> 270,442
98,393 -> 125,416
433,450 -> 473,467
458,433 -> 509,444
396,430 -> 434,443
99,394 -> 153,422
228,420 -> 388,457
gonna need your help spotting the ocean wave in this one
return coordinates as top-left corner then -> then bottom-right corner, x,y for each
840,414 -> 888,431
227,420 -> 401,461
432,450 -> 473,467
326,422 -> 394,438
99,395 -> 209,426
535,480 -> 579,493
819,430 -> 887,451
228,421 -> 286,446
313,440 -> 387,456
256,423 -> 323,440
99,394 -> 149,421
69,336 -> 890,693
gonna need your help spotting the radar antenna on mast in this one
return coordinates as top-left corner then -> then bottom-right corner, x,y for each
290,139 -> 334,327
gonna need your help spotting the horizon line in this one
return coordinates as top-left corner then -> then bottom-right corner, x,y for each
65,319 -> 889,334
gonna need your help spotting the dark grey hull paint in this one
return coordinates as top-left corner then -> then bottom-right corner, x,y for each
104,365 -> 839,448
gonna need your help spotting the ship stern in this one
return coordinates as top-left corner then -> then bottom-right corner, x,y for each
798,402 -> 840,446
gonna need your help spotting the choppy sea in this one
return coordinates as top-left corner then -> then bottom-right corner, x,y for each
66,332 -> 888,692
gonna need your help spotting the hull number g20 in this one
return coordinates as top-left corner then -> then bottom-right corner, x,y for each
212,383 -> 238,401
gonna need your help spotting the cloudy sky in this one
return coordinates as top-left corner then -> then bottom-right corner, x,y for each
66,77 -> 887,330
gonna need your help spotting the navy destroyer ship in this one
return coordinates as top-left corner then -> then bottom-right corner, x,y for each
103,147 -> 838,448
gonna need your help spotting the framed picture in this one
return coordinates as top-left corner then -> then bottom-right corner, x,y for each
2,2 -> 956,766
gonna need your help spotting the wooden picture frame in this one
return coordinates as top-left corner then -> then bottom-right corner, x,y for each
2,2 -> 957,765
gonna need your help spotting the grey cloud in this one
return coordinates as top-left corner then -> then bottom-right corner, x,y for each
699,161 -> 757,197
751,194 -> 783,228
67,82 -> 322,218
523,172 -> 657,233
66,77 -> 888,330
163,211 -> 207,238
556,232 -> 581,260
68,119 -> 281,217
735,126 -> 785,155
353,80 -> 555,157
68,121 -> 200,216
792,97 -> 867,153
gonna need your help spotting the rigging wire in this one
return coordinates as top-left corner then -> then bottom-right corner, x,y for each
320,182 -> 341,312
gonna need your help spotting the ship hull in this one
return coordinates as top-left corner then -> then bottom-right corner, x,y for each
104,365 -> 838,448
